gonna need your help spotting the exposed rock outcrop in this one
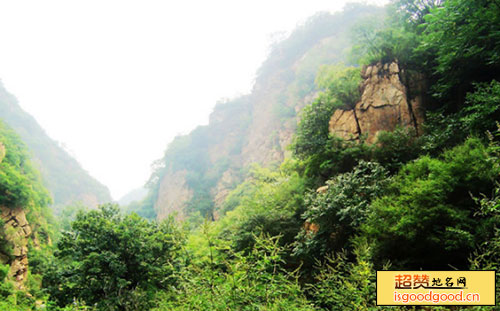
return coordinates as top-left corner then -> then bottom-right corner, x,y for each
0,141 -> 32,288
329,109 -> 360,141
329,62 -> 425,143
0,206 -> 32,288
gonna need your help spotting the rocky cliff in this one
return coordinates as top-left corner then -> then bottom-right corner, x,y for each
329,62 -> 425,143
0,206 -> 31,288
150,5 -> 386,220
155,170 -> 193,220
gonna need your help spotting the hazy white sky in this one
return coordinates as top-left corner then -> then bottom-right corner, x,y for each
0,0 -> 388,200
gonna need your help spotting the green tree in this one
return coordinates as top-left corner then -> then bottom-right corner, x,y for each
418,0 -> 500,100
218,164 -> 306,255
292,64 -> 370,184
315,64 -> 362,110
0,120 -> 51,209
44,204 -> 184,310
155,234 -> 316,311
292,97 -> 336,162
392,0 -> 443,28
293,64 -> 361,159
294,161 -> 389,260
372,126 -> 424,173
460,80 -> 500,136
350,19 -> 420,66
308,240 -> 377,311
365,138 -> 499,268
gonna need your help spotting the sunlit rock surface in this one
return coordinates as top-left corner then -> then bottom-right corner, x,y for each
329,62 -> 425,143
0,206 -> 32,288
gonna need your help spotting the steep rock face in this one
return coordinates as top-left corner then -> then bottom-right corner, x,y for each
154,170 -> 193,221
212,169 -> 239,220
329,109 -> 360,140
241,77 -> 292,166
329,62 -> 425,143
0,207 -> 31,287
152,7 -> 386,220
153,96 -> 252,220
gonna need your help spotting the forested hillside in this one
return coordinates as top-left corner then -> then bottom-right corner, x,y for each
0,82 -> 111,209
2,0 -> 500,310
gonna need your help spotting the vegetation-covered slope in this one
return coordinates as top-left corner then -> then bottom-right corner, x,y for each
0,81 -> 111,209
0,119 -> 54,308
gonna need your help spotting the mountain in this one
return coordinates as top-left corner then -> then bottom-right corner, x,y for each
0,81 -> 111,209
118,187 -> 147,206
144,4 -> 385,220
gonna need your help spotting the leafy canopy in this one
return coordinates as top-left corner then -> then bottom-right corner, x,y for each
44,204 -> 184,310
294,161 -> 389,259
365,138 -> 499,268
418,0 -> 500,99
0,120 -> 51,209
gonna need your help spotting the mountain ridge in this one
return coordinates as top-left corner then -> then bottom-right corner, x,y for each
0,81 -> 112,210
146,4 -> 386,220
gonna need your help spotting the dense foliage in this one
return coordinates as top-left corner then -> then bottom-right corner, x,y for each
218,164 -> 306,254
0,120 -> 55,311
366,138 -> 499,268
418,0 -> 500,100
294,161 -> 389,260
0,120 -> 50,209
156,235 -> 316,311
44,204 -> 183,310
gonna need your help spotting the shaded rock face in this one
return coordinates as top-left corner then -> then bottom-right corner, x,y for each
154,170 -> 193,221
0,206 -> 32,287
329,62 -> 425,143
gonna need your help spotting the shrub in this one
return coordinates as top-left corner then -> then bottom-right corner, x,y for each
44,204 -> 184,310
155,234 -> 316,311
365,138 -> 499,268
294,161 -> 389,260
